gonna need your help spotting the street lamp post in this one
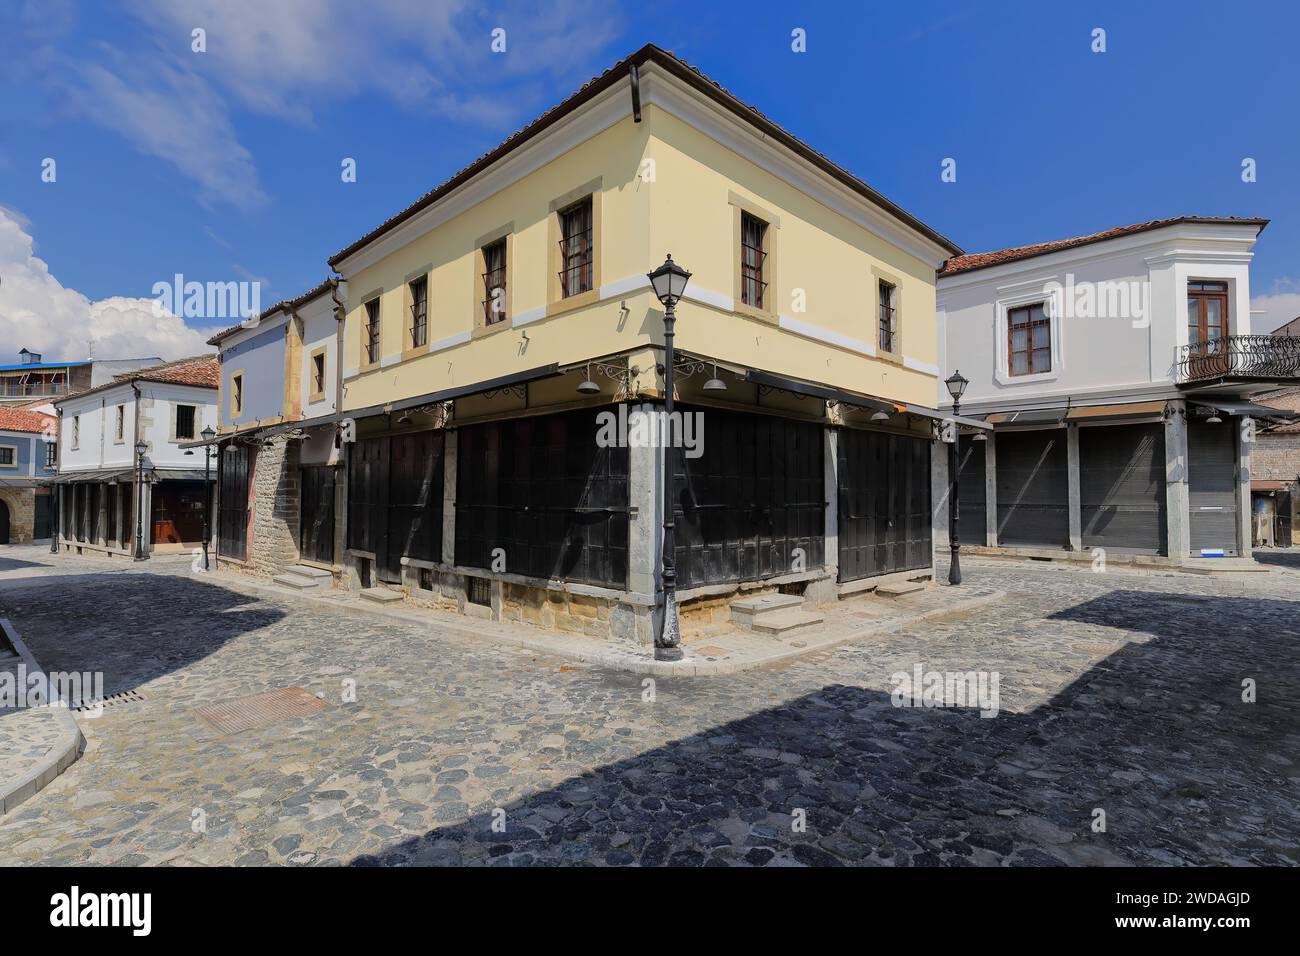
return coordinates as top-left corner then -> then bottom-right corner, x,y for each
133,439 -> 148,561
200,426 -> 216,570
945,370 -> 969,585
647,254 -> 692,662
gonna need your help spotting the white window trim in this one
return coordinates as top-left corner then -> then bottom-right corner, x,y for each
994,286 -> 1063,386
114,404 -> 126,444
0,444 -> 17,469
172,403 -> 199,443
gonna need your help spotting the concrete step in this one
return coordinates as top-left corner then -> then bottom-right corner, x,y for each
751,609 -> 824,639
730,593 -> 804,629
273,573 -> 321,590
360,587 -> 404,604
875,580 -> 926,598
273,565 -> 333,590
285,564 -> 332,579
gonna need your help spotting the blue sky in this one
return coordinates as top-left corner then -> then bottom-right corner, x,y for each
1,0 -> 1298,362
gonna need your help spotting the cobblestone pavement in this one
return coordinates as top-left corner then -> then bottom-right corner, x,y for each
0,544 -> 1296,866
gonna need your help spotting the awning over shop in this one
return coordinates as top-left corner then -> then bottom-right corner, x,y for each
1252,480 -> 1292,492
1066,400 -> 1168,422
1190,399 -> 1300,419
984,408 -> 1068,426
52,466 -> 210,484
744,368 -> 991,429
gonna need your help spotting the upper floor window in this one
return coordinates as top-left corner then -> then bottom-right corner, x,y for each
312,351 -> 326,398
175,404 -> 196,441
482,238 -> 508,324
878,280 -> 897,353
0,446 -> 14,467
740,211 -> 769,309
1008,303 -> 1051,375
114,404 -> 125,442
558,197 -> 593,297
71,415 -> 80,449
45,442 -> 56,468
364,298 -> 381,364
1187,280 -> 1228,350
408,276 -> 428,349
231,373 -> 244,417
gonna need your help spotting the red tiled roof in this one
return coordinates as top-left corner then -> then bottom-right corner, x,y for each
55,355 -> 219,404
939,217 -> 1270,277
327,43 -> 962,269
126,354 -> 220,388
0,406 -> 56,434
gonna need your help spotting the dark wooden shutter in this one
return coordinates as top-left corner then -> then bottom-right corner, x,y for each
455,408 -> 627,587
837,428 -> 932,581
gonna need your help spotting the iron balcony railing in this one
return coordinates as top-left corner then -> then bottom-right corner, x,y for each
0,382 -> 69,398
1176,334 -> 1300,383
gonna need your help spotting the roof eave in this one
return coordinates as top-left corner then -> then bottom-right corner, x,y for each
328,43 -> 962,271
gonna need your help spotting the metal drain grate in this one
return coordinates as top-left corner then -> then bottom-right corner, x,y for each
193,687 -> 328,736
69,690 -> 145,712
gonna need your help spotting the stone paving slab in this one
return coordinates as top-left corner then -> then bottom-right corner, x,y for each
0,547 -> 1295,867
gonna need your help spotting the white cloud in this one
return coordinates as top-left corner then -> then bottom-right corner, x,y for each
65,56 -> 267,210
1251,280 -> 1300,333
11,1 -> 620,207
0,208 -> 217,361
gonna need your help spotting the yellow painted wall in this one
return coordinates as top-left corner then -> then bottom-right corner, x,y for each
340,98 -> 941,412
342,115 -> 653,411
644,105 -> 939,406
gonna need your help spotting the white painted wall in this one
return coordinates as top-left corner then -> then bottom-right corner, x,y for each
937,220 -> 1262,413
298,291 -> 339,419
57,381 -> 216,473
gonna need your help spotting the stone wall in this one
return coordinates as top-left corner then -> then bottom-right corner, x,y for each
248,436 -> 300,575
0,489 -> 35,543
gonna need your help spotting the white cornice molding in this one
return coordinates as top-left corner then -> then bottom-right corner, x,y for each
937,223 -> 1263,297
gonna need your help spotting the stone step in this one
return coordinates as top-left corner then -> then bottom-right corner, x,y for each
272,565 -> 333,590
730,593 -> 804,629
273,573 -> 322,590
285,564 -> 333,579
751,609 -> 824,639
875,580 -> 926,598
360,587 -> 404,604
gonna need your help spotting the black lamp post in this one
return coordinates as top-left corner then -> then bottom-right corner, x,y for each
201,426 -> 216,570
945,370 -> 969,585
133,439 -> 148,561
647,254 -> 691,662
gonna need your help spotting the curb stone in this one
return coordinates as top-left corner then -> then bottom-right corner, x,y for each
207,573 -> 1005,677
0,619 -> 86,815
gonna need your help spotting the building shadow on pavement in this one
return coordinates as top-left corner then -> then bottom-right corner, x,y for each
1250,549 -> 1300,572
0,571 -> 285,696
353,590 -> 1299,867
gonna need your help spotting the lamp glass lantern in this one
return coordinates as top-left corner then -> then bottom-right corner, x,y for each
647,254 -> 691,305
201,426 -> 216,443
944,370 -> 969,405
134,440 -> 148,458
